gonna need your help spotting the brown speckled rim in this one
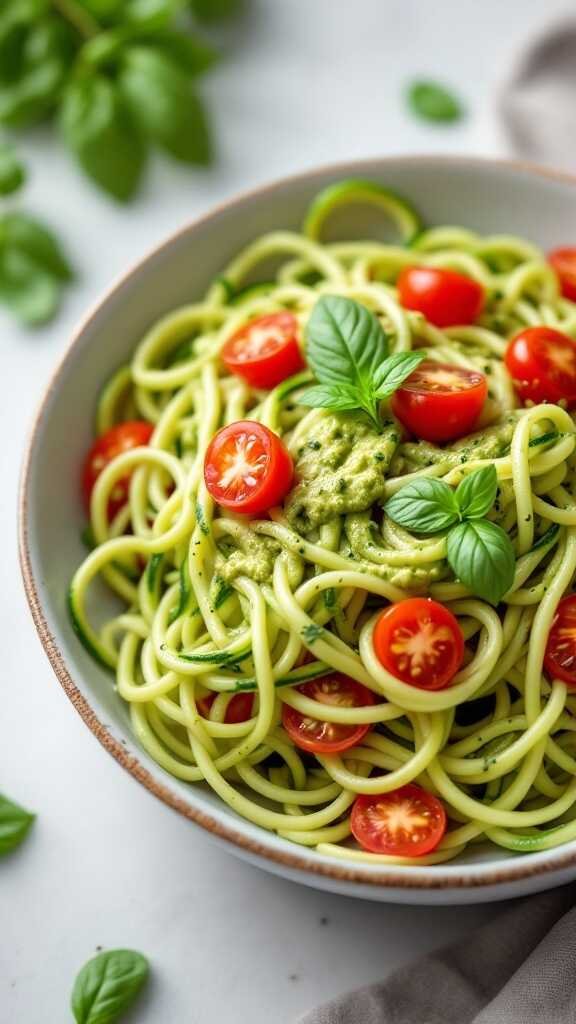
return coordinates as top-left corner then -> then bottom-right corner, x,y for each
18,154 -> 576,893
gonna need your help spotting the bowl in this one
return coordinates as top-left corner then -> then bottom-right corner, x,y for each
19,155 -> 576,904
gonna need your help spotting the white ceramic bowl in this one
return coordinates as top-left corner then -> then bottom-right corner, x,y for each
20,155 -> 576,904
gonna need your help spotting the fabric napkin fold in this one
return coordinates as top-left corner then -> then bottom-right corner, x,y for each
298,884 -> 576,1024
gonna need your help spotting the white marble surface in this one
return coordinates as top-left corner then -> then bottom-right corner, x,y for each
2,1 -> 572,1021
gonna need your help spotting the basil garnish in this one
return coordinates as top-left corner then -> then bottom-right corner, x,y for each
0,792 -> 35,856
71,949 -> 149,1024
385,465 -> 515,603
300,295 -> 424,430
407,80 -> 463,123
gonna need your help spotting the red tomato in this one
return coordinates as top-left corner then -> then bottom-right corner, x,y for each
544,594 -> 576,688
351,785 -> 447,856
204,420 -> 293,515
397,266 -> 484,327
548,248 -> 576,302
373,598 -> 464,691
282,674 -> 374,755
221,312 -> 305,389
504,327 -> 576,406
82,420 -> 154,519
198,692 -> 254,722
391,360 -> 487,443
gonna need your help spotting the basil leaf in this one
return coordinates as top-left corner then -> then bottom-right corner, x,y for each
154,29 -> 218,75
0,792 -> 35,855
385,477 -> 460,534
190,0 -> 243,20
2,211 -> 73,280
71,949 -> 149,1024
118,46 -> 211,165
0,141 -> 25,196
446,520 -> 515,604
0,58 -> 65,128
123,0 -> 182,29
373,350 -> 424,397
299,383 -> 363,412
305,294 -> 388,390
60,75 -> 146,201
455,465 -> 498,520
407,80 -> 463,123
0,246 -> 61,325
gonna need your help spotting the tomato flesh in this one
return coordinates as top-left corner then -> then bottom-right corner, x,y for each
282,674 -> 374,754
373,597 -> 464,690
222,312 -> 305,389
544,594 -> 576,688
505,327 -> 576,406
204,420 -> 293,515
351,785 -> 447,856
82,420 -> 154,520
548,248 -> 576,302
397,266 -> 484,327
391,360 -> 487,443
199,692 -> 254,723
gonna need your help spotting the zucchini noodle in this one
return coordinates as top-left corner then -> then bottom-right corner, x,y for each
70,180 -> 576,864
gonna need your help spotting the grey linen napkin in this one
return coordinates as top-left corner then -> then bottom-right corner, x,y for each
298,884 -> 576,1024
499,19 -> 576,171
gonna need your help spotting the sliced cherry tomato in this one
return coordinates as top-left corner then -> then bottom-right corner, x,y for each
351,785 -> 447,856
373,598 -> 464,691
204,420 -> 293,515
221,312 -> 305,389
397,266 -> 484,327
198,692 -> 254,722
391,360 -> 487,443
282,674 -> 374,754
81,420 -> 154,520
544,594 -> 576,688
504,327 -> 576,406
548,248 -> 576,302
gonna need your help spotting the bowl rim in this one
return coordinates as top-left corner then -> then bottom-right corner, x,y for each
18,152 -> 576,892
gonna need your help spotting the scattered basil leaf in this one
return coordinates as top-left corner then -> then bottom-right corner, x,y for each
190,0 -> 243,20
446,519 -> 515,604
299,382 -> 365,412
0,140 -> 26,195
455,464 -> 497,520
373,350 -> 424,397
71,949 -> 149,1024
385,477 -> 460,534
61,75 -> 146,201
153,29 -> 219,76
0,792 -> 35,855
123,0 -> 183,30
407,80 -> 463,124
118,46 -> 211,165
2,211 -> 73,280
0,246 -> 61,324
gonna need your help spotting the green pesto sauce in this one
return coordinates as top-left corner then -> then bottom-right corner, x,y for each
217,532 -> 280,584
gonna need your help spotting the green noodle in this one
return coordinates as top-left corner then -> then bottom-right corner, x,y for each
70,181 -> 576,864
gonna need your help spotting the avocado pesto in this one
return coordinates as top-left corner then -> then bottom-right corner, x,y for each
71,177 -> 576,866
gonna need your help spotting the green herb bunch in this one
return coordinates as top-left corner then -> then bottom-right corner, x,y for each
385,465 -> 516,604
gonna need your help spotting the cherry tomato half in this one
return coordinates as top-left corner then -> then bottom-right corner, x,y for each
548,248 -> 576,302
544,594 -> 576,688
391,360 -> 487,443
222,312 -> 305,389
81,420 -> 154,520
282,674 -> 374,755
504,327 -> 576,406
198,692 -> 254,723
373,598 -> 464,691
397,266 -> 484,327
351,785 -> 447,856
204,420 -> 293,515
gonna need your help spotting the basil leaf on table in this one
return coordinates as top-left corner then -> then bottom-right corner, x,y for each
3,212 -> 73,280
190,0 -> 244,20
71,949 -> 149,1024
384,477 -> 460,534
0,141 -> 26,196
60,76 -> 146,201
455,464 -> 498,520
447,519 -> 515,605
0,247 -> 61,325
153,29 -> 219,76
118,46 -> 211,165
0,791 -> 35,855
407,80 -> 463,124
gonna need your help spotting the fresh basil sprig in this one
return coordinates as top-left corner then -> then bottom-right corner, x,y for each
0,791 -> 35,855
300,295 -> 424,430
385,464 -> 515,604
71,949 -> 149,1024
